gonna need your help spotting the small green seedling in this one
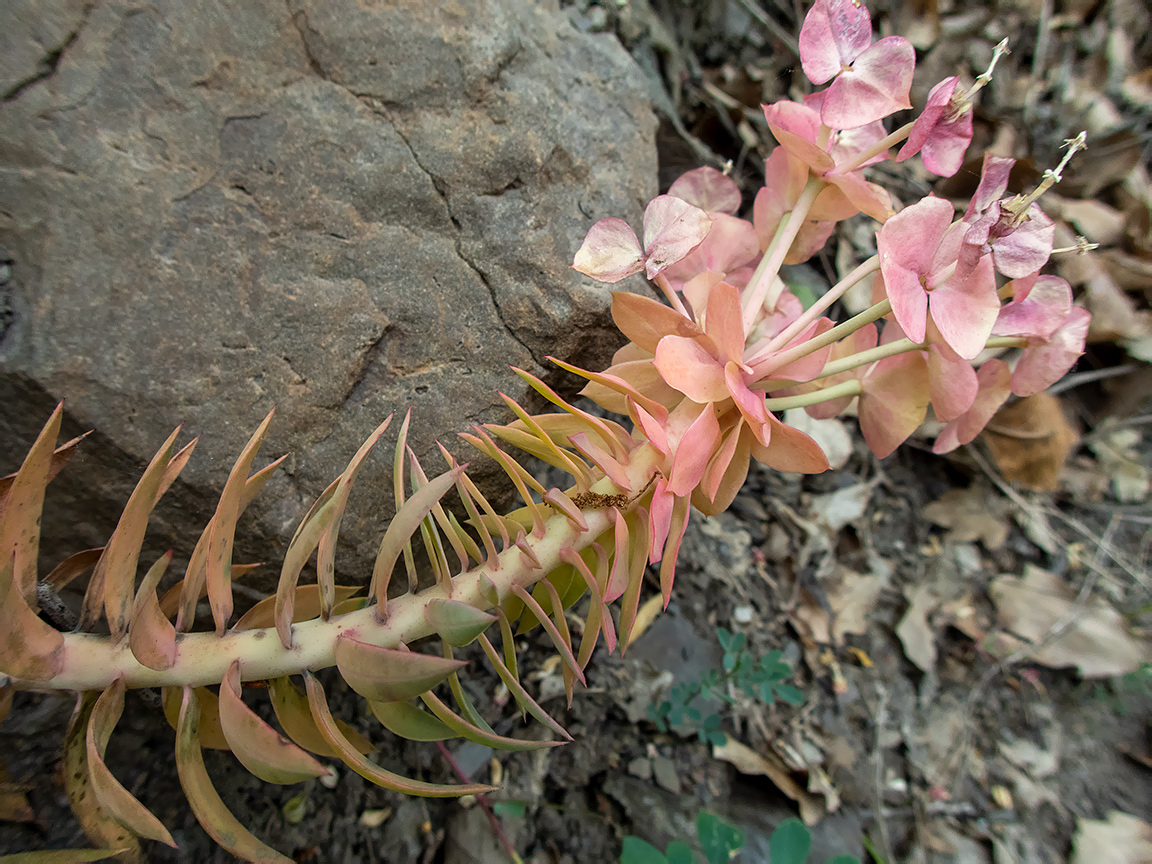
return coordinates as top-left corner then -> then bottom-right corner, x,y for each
621,811 -> 745,864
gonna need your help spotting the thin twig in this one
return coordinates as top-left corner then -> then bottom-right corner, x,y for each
735,0 -> 801,57
950,564 -> 1101,801
435,742 -> 523,864
869,683 -> 895,864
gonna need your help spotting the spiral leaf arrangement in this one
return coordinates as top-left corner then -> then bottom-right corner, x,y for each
1,368 -> 677,863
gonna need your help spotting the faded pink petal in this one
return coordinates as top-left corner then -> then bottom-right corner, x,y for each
763,101 -> 836,173
786,220 -> 838,264
572,217 -> 643,283
754,148 -> 809,245
668,166 -> 742,215
991,204 -> 1054,278
927,339 -> 978,422
648,477 -> 673,564
827,171 -> 893,222
668,406 -> 721,496
1011,307 -> 1089,396
880,196 -> 954,275
726,362 -> 772,445
699,423 -> 754,514
820,37 -> 915,129
705,281 -> 748,364
751,413 -> 830,474
879,265 -> 929,344
632,400 -> 670,455
806,92 -> 889,167
859,351 -> 931,457
610,290 -> 706,354
993,274 -> 1072,340
642,196 -> 713,279
799,0 -> 873,85
661,214 -> 761,289
929,253 -> 999,359
654,335 -> 728,403
897,77 -> 973,177
964,154 -> 1015,220
933,359 -> 1012,453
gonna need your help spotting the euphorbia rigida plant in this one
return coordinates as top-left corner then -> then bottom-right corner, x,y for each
1,0 -> 1090,859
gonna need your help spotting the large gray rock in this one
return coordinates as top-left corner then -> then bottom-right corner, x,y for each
0,0 -> 656,592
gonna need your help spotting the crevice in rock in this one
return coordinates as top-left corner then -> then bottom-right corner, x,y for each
288,7 -> 328,81
359,99 -> 543,370
342,326 -> 388,410
2,5 -> 94,103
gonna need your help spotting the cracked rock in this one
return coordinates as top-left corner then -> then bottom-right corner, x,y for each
0,0 -> 657,591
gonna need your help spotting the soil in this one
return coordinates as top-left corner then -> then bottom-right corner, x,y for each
3,0 -> 1151,862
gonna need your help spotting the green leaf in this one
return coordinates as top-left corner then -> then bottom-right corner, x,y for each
664,840 -> 695,864
493,801 -> 526,819
769,818 -> 811,864
620,836 -> 667,864
723,652 -> 737,672
774,684 -> 805,707
697,812 -> 744,864
707,731 -> 728,747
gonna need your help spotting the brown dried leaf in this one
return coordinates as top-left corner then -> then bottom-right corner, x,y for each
983,394 -> 1079,491
162,686 -> 230,751
712,737 -> 825,825
922,486 -> 1010,550
896,584 -> 939,673
1070,812 -> 1152,864
990,565 -> 1150,677
0,761 -> 35,824
0,404 -> 62,603
0,553 -> 64,681
174,687 -> 294,863
86,681 -> 176,847
63,693 -> 142,863
128,552 -> 177,671
218,662 -> 332,785
790,566 -> 886,645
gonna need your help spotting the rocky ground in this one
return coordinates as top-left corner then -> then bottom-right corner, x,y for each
2,0 -> 1151,862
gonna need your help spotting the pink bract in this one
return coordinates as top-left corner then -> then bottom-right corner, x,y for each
799,0 -> 914,128
897,76 -> 973,177
933,359 -> 1012,453
1011,307 -> 1090,397
572,196 -> 712,283
992,274 -> 1073,341
668,166 -> 742,215
877,196 -> 998,358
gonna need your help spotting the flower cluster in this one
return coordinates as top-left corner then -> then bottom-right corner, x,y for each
572,0 -> 1089,508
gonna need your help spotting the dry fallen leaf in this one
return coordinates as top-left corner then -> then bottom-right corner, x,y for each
896,584 -> 939,673
1088,426 -> 1150,503
989,565 -> 1150,677
790,566 -> 886,645
983,394 -> 1079,491
1070,812 -> 1152,864
711,737 -> 825,825
923,486 -> 1010,550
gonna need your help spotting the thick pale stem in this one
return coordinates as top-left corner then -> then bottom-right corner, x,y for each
742,177 -> 824,330
837,122 -> 915,174
654,273 -> 691,319
757,298 -> 893,380
762,379 -> 863,411
17,446 -> 664,692
756,256 -> 881,359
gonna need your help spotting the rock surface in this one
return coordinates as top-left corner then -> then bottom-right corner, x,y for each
0,0 -> 656,590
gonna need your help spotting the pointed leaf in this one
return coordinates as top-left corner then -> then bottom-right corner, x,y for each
162,686 -> 230,750
419,690 -> 562,752
303,672 -> 494,796
128,551 -> 177,671
0,404 -> 61,604
0,851 -> 132,863
233,585 -> 361,631
477,633 -> 572,741
206,410 -> 275,636
218,661 -> 332,784
334,636 -> 466,703
0,552 -> 63,680
368,699 -> 455,742
372,466 -> 465,610
267,676 -> 372,758
272,477 -> 341,647
175,687 -> 294,863
83,427 -> 180,641
63,693 -> 142,862
43,547 -> 103,591
511,585 -> 586,686
86,680 -> 176,847
426,599 -> 497,646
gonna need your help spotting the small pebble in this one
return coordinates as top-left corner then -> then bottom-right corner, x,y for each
733,605 -> 754,624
